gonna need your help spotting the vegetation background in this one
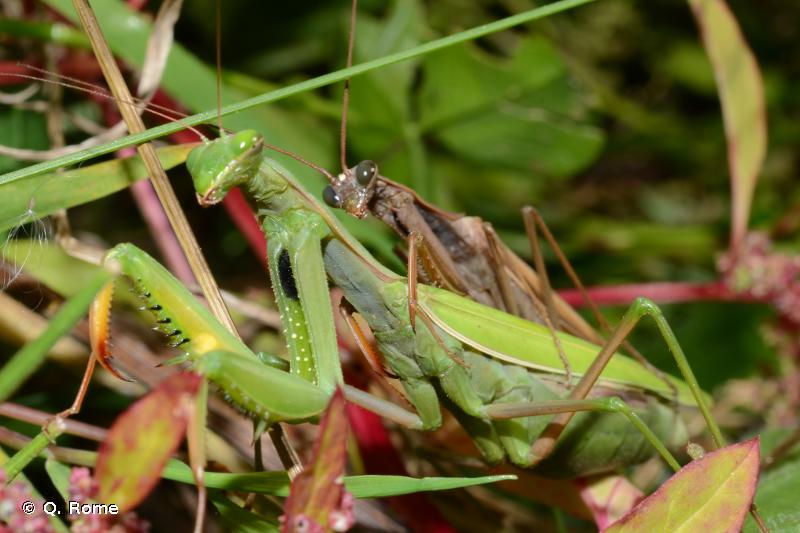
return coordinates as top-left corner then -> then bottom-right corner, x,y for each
0,0 -> 798,531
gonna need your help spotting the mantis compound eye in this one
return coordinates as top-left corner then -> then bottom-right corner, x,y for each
323,185 -> 342,208
354,160 -> 378,186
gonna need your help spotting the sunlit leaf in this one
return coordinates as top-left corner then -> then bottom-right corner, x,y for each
687,0 -> 767,247
96,372 -> 201,512
605,438 -> 760,532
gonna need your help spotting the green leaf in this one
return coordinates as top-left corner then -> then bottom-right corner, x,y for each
687,0 -> 767,247
743,430 -> 800,532
348,1 -> 423,133
605,437 -> 760,532
0,143 -> 194,232
419,37 -> 603,177
1,241 -> 104,298
96,372 -> 201,512
209,492 -> 280,533
0,107 -> 49,174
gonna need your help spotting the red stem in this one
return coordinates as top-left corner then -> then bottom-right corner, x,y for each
557,280 -> 761,308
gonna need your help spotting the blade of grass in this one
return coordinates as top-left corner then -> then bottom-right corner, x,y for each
0,270 -> 111,402
0,429 -> 517,498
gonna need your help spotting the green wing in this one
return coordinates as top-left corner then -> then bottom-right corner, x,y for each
421,286 -> 706,406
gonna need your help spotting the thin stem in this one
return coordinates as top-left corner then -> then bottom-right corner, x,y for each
215,0 -> 223,133
69,0 -> 236,333
4,421 -> 64,482
0,402 -> 107,442
557,280 -> 753,308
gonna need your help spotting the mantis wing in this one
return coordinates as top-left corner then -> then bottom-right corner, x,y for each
421,285 -> 704,406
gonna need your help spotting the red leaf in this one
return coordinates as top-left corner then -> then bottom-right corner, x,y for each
95,372 -> 201,512
578,475 -> 644,529
281,388 -> 354,532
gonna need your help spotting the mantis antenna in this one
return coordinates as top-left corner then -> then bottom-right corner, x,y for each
340,0 -> 358,174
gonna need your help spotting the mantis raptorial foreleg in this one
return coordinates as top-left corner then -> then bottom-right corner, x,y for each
263,209 -> 341,393
85,243 -> 425,432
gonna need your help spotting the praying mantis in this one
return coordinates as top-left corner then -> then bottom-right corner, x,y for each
181,128 -> 721,476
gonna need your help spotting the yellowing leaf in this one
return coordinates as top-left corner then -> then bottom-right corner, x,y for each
96,372 -> 201,512
605,437 -> 760,533
687,0 -> 767,248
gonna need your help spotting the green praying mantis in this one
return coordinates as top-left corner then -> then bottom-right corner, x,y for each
176,128 -> 723,476
72,126 -> 715,484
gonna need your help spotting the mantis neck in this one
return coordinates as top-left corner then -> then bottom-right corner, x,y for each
245,159 -> 304,219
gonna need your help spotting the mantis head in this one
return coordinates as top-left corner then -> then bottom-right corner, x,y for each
322,160 -> 379,219
187,129 -> 264,206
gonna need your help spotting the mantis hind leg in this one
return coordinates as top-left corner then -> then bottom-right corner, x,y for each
484,225 -> 573,386
485,395 -> 683,474
520,206 -> 679,400
525,297 -> 724,466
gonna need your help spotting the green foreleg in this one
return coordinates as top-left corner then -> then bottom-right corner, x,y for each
196,350 -> 329,424
263,210 -> 342,393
